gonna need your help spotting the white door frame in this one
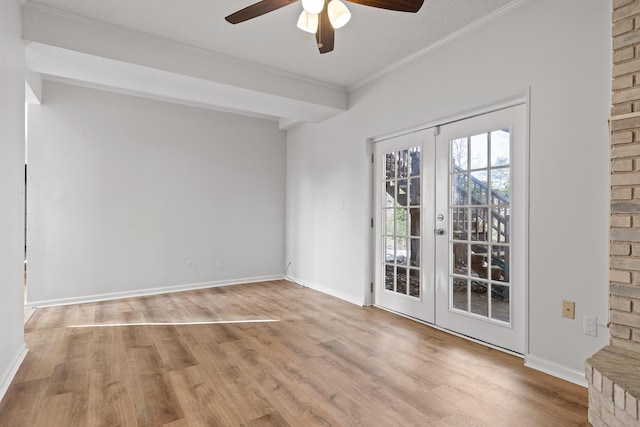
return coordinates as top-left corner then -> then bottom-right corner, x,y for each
368,92 -> 530,355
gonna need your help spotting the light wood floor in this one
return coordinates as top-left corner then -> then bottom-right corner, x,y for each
0,280 -> 587,426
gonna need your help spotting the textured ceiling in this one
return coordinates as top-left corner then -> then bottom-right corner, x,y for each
24,0 -> 517,88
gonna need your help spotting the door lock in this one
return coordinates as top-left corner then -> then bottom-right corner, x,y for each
434,228 -> 445,236
437,214 -> 444,221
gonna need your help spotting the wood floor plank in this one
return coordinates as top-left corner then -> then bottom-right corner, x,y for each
241,411 -> 291,427
0,280 -> 589,426
87,369 -> 137,427
32,392 -> 83,427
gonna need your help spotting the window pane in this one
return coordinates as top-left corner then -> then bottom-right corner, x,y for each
385,264 -> 394,290
396,209 -> 407,237
409,238 -> 420,267
409,177 -> 420,206
491,284 -> 510,322
470,244 -> 488,280
409,147 -> 421,177
409,208 -> 420,237
452,243 -> 468,276
451,173 -> 468,206
396,267 -> 407,294
385,209 -> 394,236
451,207 -> 467,241
397,150 -> 409,178
385,236 -> 395,263
470,133 -> 488,169
396,238 -> 407,265
470,281 -> 488,317
491,130 -> 510,166
470,207 -> 489,242
491,206 -> 509,243
491,168 -> 510,205
451,138 -> 468,170
452,277 -> 468,311
491,245 -> 509,283
409,269 -> 420,297
396,179 -> 408,206
470,171 -> 488,205
385,152 -> 396,179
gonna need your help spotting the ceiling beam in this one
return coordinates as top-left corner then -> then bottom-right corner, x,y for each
22,3 -> 348,123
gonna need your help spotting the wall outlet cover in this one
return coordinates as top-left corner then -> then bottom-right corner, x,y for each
562,300 -> 575,319
584,315 -> 597,337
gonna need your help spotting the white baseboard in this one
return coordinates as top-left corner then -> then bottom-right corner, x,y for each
0,343 -> 28,402
375,304 -> 586,387
525,354 -> 587,387
287,276 -> 365,307
25,275 -> 284,308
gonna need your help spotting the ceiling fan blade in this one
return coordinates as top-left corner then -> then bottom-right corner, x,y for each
225,0 -> 296,24
315,6 -> 335,54
345,0 -> 423,13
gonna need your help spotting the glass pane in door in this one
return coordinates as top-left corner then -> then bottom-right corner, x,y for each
448,129 -> 512,324
383,147 -> 421,298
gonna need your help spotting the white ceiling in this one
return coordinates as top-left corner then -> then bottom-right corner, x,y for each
22,0 -> 521,123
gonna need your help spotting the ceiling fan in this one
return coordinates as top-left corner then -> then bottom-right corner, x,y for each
225,0 -> 424,54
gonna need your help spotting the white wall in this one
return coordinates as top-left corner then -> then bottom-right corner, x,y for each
27,81 -> 286,305
286,0 -> 611,380
0,0 -> 28,400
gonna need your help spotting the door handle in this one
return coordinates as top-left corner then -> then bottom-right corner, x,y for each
434,228 -> 445,236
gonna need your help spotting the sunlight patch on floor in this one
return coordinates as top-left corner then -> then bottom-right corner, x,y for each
67,319 -> 280,328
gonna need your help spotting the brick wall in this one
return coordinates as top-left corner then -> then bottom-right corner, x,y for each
584,2 -> 640,426
610,0 -> 640,354
586,346 -> 640,426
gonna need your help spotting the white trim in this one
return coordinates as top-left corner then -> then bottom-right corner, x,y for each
278,118 -> 302,131
378,303 -> 587,388
287,276 -> 366,307
370,92 -> 528,144
23,308 -> 35,325
525,354 -> 587,388
0,343 -> 28,403
524,87 -> 532,357
25,275 -> 284,308
348,0 -> 531,92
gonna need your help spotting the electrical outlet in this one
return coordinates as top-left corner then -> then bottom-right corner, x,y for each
562,300 -> 575,319
186,260 -> 194,270
215,258 -> 223,269
584,315 -> 597,337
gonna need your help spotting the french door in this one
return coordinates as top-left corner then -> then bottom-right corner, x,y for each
374,130 -> 436,322
374,105 -> 526,354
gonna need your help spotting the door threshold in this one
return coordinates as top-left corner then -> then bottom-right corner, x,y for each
373,304 -> 524,358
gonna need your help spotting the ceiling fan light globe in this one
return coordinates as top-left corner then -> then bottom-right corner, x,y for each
297,10 -> 319,33
328,0 -> 351,29
301,0 -> 324,14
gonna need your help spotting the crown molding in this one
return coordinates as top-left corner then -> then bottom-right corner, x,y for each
348,0 -> 531,92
